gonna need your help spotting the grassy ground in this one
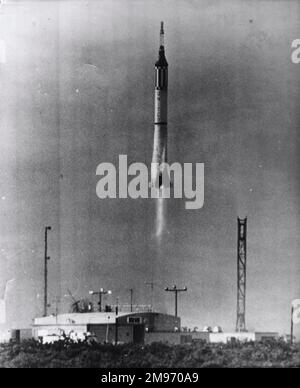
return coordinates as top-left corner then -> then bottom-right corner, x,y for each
0,339 -> 299,368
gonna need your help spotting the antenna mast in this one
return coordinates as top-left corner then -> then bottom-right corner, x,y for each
236,217 -> 247,332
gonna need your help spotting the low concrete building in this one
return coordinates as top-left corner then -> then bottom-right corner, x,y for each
209,331 -> 279,343
33,311 -> 181,344
0,328 -> 33,343
17,313 -> 280,346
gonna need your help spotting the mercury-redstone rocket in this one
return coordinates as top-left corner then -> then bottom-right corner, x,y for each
151,22 -> 168,190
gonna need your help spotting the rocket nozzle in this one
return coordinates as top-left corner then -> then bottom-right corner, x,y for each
159,173 -> 163,189
151,172 -> 173,190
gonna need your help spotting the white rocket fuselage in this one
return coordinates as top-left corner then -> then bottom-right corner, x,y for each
151,24 -> 168,189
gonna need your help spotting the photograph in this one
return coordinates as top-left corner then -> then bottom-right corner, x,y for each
0,0 -> 300,370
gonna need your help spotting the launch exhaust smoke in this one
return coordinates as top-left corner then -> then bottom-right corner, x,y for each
95,155 -> 204,210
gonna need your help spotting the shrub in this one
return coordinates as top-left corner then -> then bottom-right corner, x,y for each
0,339 -> 298,368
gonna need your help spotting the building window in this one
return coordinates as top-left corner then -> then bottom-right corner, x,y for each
127,317 -> 142,324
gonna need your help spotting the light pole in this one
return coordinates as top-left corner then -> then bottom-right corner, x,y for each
89,288 -> 112,312
165,285 -> 187,317
106,315 -> 110,343
44,226 -> 51,317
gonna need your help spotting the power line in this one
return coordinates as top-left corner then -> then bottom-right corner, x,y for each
129,288 -> 133,312
44,226 -> 51,317
146,282 -> 155,312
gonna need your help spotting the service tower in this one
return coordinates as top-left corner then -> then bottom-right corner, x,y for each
151,22 -> 168,190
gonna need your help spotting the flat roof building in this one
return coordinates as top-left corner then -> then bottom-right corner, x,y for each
32,311 -> 181,344
208,331 -> 279,343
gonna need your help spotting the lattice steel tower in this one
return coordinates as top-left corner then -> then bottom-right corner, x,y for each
236,217 -> 247,332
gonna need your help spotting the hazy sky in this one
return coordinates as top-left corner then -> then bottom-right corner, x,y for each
0,0 -> 300,337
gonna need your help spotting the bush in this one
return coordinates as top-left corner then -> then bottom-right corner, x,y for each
0,339 -> 298,368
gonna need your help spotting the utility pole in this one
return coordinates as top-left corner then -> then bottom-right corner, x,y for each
89,288 -> 112,312
236,217 -> 247,332
44,226 -> 51,317
116,297 -> 119,315
129,288 -> 133,312
115,297 -> 119,345
165,285 -> 187,317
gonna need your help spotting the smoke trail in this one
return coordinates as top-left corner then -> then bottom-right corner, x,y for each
150,194 -> 168,313
155,196 -> 165,244
0,279 -> 14,324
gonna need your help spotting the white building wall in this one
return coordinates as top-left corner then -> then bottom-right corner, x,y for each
209,332 -> 256,343
254,332 -> 279,341
33,312 -> 129,326
33,324 -> 87,340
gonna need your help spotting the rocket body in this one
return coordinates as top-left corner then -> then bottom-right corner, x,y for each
151,23 -> 168,189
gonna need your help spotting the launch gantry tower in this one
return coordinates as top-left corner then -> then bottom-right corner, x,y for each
236,217 -> 247,332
